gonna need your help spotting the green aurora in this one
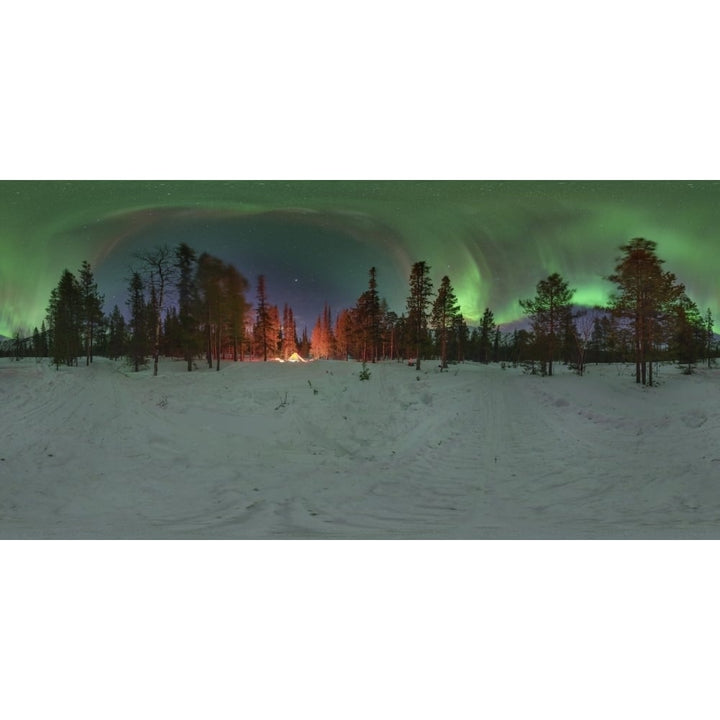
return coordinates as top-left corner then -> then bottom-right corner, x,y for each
1,180 -> 719,337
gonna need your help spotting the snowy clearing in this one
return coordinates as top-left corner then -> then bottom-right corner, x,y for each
1,357 -> 719,538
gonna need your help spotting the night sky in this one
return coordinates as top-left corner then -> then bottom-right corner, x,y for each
2,180 -> 719,338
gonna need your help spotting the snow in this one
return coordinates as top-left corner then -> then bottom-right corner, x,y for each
2,356 -> 719,538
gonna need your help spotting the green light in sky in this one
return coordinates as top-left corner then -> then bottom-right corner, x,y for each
1,181 -> 719,337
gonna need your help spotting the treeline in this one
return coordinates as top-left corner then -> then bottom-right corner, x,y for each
13,244 -> 478,373
310,263 -> 471,369
514,238 -> 717,383
4,236 -> 718,385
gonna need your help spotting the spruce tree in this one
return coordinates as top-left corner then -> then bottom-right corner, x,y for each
78,260 -> 104,366
46,269 -> 83,369
281,304 -> 298,359
406,261 -> 433,370
255,275 -> 271,361
478,308 -> 496,364
32,326 -> 41,358
431,275 -> 461,370
299,326 -> 311,359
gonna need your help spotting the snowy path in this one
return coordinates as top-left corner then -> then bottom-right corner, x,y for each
1,358 -> 719,538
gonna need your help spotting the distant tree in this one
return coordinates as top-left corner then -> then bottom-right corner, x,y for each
78,260 -> 105,366
493,326 -> 501,362
354,267 -> 381,362
107,304 -> 127,360
134,245 -> 176,376
197,253 -> 219,368
380,303 -> 398,361
254,275 -> 272,361
32,326 -> 41,358
12,329 -> 25,361
281,304 -> 298,359
570,310 -> 595,376
39,320 -> 49,358
394,313 -> 408,362
299,326 -> 311,359
126,271 -> 150,372
174,242 -> 199,371
225,263 -> 249,362
519,272 -> 575,377
431,275 -> 461,370
705,308 -> 715,368
560,307 -> 577,365
334,308 -> 353,360
478,308 -> 496,363
311,303 -> 335,359
608,238 -> 684,386
46,269 -> 83,369
161,306 -> 182,357
450,313 -> 469,363
671,293 -> 706,373
406,261 -> 434,370
268,305 -> 282,357
196,253 -> 227,370
509,328 -> 534,367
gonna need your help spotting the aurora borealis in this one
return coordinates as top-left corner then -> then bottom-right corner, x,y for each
1,180 -> 719,338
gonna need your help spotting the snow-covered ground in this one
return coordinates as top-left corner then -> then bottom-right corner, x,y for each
1,356 -> 719,538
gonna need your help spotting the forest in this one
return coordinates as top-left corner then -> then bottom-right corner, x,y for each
2,237 -> 718,385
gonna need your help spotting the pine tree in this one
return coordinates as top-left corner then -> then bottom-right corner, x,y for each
12,329 -> 25,361
107,305 -> 127,360
127,272 -> 150,372
354,267 -> 381,362
311,304 -> 335,359
672,293 -> 705,373
32,326 -> 41,358
406,261 -> 433,370
299,326 -> 311,358
254,275 -> 272,361
478,308 -> 496,364
519,272 -> 575,377
268,305 -> 281,358
451,314 -> 469,363
381,303 -> 398,361
78,260 -> 105,366
39,320 -> 49,358
281,304 -> 298,359
334,309 -> 352,360
705,308 -> 715,369
608,238 -> 684,386
46,269 -> 83,369
431,275 -> 461,370
493,326 -> 501,362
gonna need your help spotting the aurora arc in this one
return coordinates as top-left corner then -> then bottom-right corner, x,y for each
1,180 -> 719,338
